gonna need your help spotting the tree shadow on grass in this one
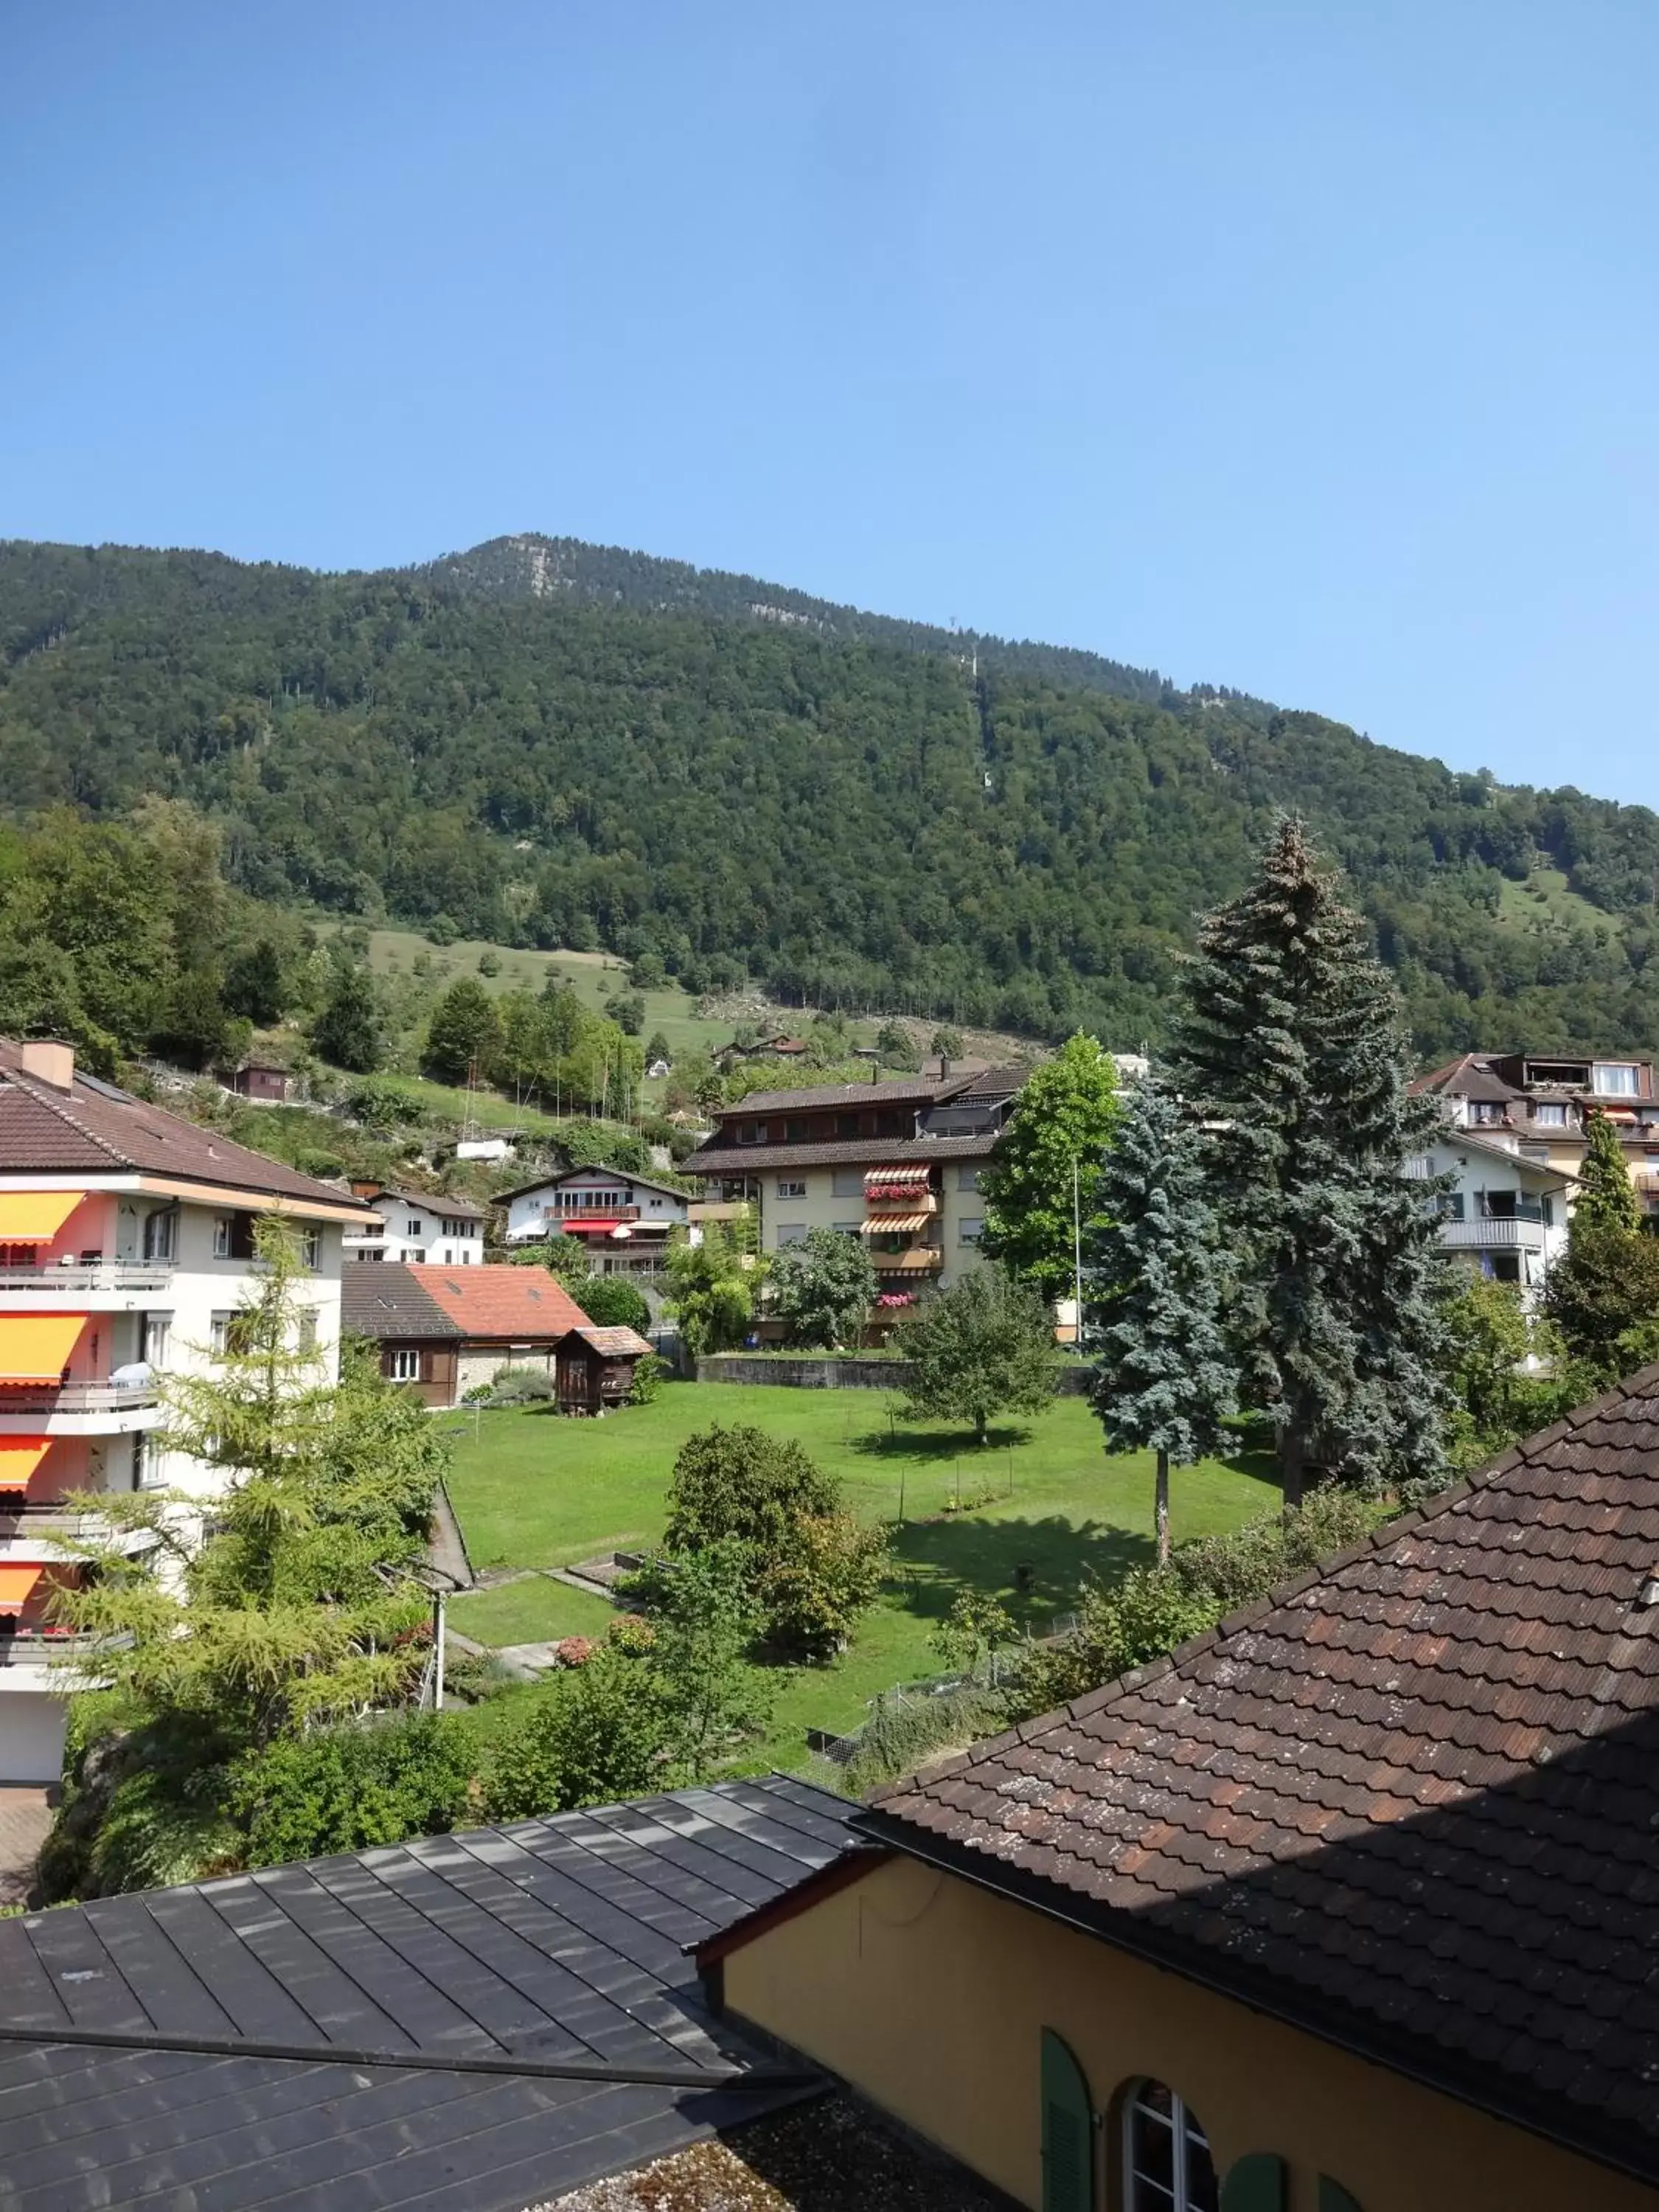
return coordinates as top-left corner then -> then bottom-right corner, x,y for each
849,1422 -> 1039,1460
884,1513 -> 1155,1637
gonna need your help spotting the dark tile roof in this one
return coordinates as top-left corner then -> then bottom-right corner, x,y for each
863,1369 -> 1659,2184
494,1167 -> 691,1206
341,1263 -> 455,1340
712,1074 -> 971,1119
684,1133 -> 998,1175
365,1186 -> 487,1219
0,1043 -> 374,1215
1413,1052 -> 1526,1106
0,1778 -> 861,2212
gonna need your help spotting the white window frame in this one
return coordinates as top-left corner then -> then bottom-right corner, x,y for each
775,1223 -> 807,1247
1595,1063 -> 1639,1097
959,1217 -> 984,1245
1533,1102 -> 1568,1127
142,1208 -> 177,1262
212,1215 -> 232,1259
299,1225 -> 321,1270
209,1311 -> 234,1358
389,1347 -> 421,1382
1124,2078 -> 1218,2211
776,1179 -> 807,1199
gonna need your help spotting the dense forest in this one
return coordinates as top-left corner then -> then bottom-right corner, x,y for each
4,532 -> 1659,1057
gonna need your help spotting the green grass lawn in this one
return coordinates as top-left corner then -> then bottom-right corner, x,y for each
440,1382 -> 1279,1761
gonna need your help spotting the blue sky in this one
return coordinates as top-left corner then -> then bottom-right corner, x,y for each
7,3 -> 1658,799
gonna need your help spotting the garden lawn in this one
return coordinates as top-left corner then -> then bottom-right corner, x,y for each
440,1382 -> 1279,1763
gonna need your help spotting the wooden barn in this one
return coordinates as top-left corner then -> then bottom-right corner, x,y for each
554,1324 -> 653,1415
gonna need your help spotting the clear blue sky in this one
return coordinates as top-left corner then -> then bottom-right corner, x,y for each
7,3 -> 1658,800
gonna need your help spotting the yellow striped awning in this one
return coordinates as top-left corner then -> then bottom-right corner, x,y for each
0,1192 -> 84,1244
0,1439 -> 52,1489
861,1214 -> 933,1234
0,1315 -> 88,1382
0,1565 -> 45,1611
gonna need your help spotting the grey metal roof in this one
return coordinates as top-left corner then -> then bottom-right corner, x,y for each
684,1132 -> 999,1175
712,1073 -> 970,1118
0,1776 -> 861,2212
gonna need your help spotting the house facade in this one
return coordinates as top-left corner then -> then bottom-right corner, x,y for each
698,1371 -> 1659,2211
497,1165 -> 689,1279
1412,1126 -> 1570,1294
681,1068 -> 1024,1326
341,1261 -> 590,1406
343,1186 -> 485,1265
1416,1049 -> 1659,1208
0,1037 -> 375,1784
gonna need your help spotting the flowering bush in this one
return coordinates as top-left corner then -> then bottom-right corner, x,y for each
607,1613 -> 656,1656
552,1636 -> 597,1667
875,1293 -> 915,1310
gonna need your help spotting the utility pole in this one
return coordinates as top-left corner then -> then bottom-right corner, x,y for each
1072,1157 -> 1085,1354
431,1587 -> 448,1712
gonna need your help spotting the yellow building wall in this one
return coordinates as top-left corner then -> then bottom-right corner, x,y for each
722,1855 -> 1659,2212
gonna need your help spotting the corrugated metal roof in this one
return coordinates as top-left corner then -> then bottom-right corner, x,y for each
0,1778 -> 863,2212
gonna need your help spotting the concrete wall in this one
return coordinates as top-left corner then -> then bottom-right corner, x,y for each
696,1354 -> 1093,1395
0,1690 -> 68,1786
723,1856 -> 1654,2212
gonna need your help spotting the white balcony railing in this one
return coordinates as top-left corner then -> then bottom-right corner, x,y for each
0,1262 -> 175,1294
1441,1217 -> 1548,1251
0,1380 -> 160,1414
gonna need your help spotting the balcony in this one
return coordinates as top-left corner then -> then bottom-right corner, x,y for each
0,1628 -> 116,1691
869,1247 -> 946,1274
0,1498 -> 153,1558
0,1261 -> 176,1312
0,1378 -> 161,1437
1441,1216 -> 1548,1252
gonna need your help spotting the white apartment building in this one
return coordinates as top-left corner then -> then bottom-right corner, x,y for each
344,1186 -> 485,1265
498,1166 -> 689,1279
1411,1125 -> 1571,1298
0,1038 -> 376,1783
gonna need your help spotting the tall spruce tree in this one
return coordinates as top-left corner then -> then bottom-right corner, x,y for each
1088,1074 -> 1235,1563
1172,818 -> 1450,1504
1576,1106 -> 1640,1237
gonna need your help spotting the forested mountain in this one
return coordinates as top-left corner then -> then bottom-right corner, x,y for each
4,532 -> 1659,1057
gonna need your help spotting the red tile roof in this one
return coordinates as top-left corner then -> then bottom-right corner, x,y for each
407,1263 -> 591,1341
863,1368 -> 1659,2183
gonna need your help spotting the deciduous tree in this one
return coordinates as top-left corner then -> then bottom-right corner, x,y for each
899,1268 -> 1062,1444
769,1226 -> 878,1349
979,1034 -> 1121,1304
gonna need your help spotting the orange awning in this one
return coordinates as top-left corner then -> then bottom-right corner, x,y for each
0,1315 -> 87,1382
0,1439 -> 52,1489
862,1214 -> 933,1234
0,1565 -> 44,1611
0,1192 -> 83,1244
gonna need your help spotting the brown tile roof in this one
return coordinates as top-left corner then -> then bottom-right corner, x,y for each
567,1324 -> 653,1359
684,1133 -> 999,1175
409,1262 -> 591,1341
863,1370 -> 1659,2183
1413,1052 -> 1526,1106
714,1074 -> 972,1119
0,1043 -> 374,1214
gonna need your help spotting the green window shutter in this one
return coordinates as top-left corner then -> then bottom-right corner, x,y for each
1318,2182 -> 1363,2212
1220,2152 -> 1287,2212
1040,2027 -> 1093,2212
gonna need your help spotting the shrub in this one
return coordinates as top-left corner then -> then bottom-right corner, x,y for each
230,1714 -> 476,1865
577,1276 -> 652,1333
553,1636 -> 597,1667
630,1352 -> 669,1405
840,1686 -> 1004,1798
481,1652 -> 672,1820
490,1363 -> 555,1402
759,1513 -> 889,1663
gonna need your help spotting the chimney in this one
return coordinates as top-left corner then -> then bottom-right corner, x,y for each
19,1040 -> 74,1091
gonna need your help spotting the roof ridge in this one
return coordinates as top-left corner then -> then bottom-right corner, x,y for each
871,1368 -> 1659,1812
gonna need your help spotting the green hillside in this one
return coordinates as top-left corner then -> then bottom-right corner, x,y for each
4,533 -> 1659,1057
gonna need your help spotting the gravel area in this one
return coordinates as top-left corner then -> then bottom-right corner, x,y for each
538,2095 -> 1014,2212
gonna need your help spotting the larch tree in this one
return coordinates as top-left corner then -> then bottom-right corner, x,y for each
1088,1074 -> 1235,1563
1171,817 -> 1450,1505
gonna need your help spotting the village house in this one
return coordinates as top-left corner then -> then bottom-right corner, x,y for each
341,1183 -> 485,1265
681,1067 -> 1025,1330
1410,1124 -> 1571,1295
694,1367 -> 1659,2212
0,1038 -> 375,1784
496,1163 -> 689,1279
1416,1048 -> 1659,1214
341,1259 -> 596,1407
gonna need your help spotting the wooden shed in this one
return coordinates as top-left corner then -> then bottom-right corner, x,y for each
554,1324 -> 653,1415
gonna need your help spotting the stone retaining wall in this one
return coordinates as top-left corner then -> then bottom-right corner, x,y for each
695,1355 -> 1093,1394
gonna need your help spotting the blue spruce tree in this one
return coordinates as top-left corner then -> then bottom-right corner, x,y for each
1088,1074 -> 1235,1562
1172,817 -> 1450,1504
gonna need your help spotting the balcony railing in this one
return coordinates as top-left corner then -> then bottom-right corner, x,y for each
870,1247 -> 946,1273
546,1205 -> 642,1225
1441,1217 -> 1548,1251
0,1380 -> 160,1413
0,1630 -> 109,1666
0,1262 -> 175,1293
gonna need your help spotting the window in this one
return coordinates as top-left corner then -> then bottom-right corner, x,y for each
776,1179 -> 807,1199
1124,2079 -> 1218,2212
834,1221 -> 862,1236
1437,1193 -> 1466,1221
959,1217 -> 984,1245
141,1208 -> 177,1262
406,1246 -> 427,1262
958,1164 -> 983,1192
213,1214 -> 257,1261
1485,1252 -> 1523,1284
737,1121 -> 765,1147
209,1311 -> 234,1358
389,1348 -> 422,1382
776,1224 -> 807,1246
831,1167 -> 865,1197
1596,1063 -> 1640,1097
296,1310 -> 318,1354
1470,1102 -> 1506,1125
405,1216 -> 424,1237
836,1113 -> 861,1139
141,1315 -> 170,1368
299,1225 -> 321,1270
1533,1102 -> 1568,1127
785,1119 -> 807,1144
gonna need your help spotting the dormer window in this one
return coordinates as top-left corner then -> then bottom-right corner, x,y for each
1532,1103 -> 1568,1127
1596,1063 -> 1640,1097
